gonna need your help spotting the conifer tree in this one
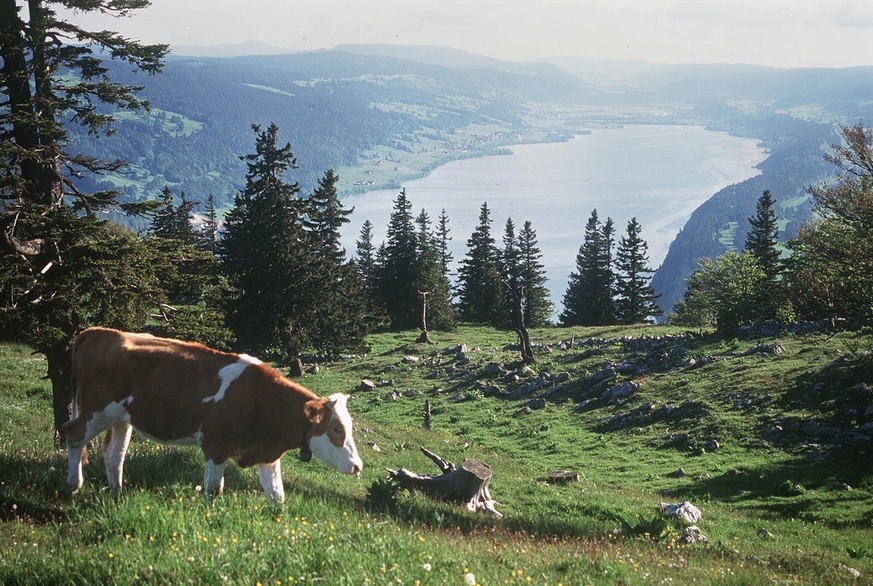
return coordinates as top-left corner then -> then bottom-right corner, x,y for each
0,0 -> 166,435
219,123 -> 314,360
614,217 -> 662,323
561,209 -> 614,326
436,208 -> 453,279
744,190 -> 781,285
304,169 -> 353,264
302,169 -> 369,357
199,194 -> 220,254
355,220 -> 377,294
150,187 -> 198,244
456,202 -> 504,324
517,220 -> 554,327
376,189 -> 420,329
414,209 -> 456,332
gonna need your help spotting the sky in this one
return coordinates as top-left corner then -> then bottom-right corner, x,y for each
56,0 -> 873,68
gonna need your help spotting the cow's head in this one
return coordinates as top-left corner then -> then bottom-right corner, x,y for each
303,394 -> 363,476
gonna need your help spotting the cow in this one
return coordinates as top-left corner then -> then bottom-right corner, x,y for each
62,327 -> 363,502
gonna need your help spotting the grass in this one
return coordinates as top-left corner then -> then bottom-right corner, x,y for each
1,325 -> 872,584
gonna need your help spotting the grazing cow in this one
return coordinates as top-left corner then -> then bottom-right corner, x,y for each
63,327 -> 363,502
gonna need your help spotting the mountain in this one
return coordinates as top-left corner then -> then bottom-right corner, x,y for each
170,39 -> 297,57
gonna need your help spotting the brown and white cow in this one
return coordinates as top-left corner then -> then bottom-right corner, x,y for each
62,327 -> 363,502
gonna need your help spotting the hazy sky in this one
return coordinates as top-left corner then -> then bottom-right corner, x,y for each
60,0 -> 873,68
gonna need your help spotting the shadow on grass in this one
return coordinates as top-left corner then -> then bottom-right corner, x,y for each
674,452 -> 872,527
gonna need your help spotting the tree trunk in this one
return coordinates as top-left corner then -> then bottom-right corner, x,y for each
387,447 -> 502,517
45,339 -> 73,445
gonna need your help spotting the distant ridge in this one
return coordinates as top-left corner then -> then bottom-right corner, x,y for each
170,39 -> 296,57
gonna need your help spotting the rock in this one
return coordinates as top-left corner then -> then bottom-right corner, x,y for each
555,371 -> 571,383
368,441 -> 382,453
402,355 -> 420,364
757,527 -> 775,540
840,483 -> 853,491
702,439 -> 720,452
659,501 -> 702,524
545,471 -> 579,483
528,398 -> 547,410
426,369 -> 442,379
668,468 -> 687,478
359,379 -> 376,391
603,380 -> 638,403
678,525 -> 708,545
838,563 -> 861,578
482,362 -> 505,377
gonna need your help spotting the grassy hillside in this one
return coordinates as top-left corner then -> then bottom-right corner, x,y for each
1,324 -> 872,584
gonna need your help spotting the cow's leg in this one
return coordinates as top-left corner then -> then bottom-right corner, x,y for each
257,459 -> 285,503
63,398 -> 130,493
104,421 -> 133,492
62,413 -> 89,492
203,459 -> 226,496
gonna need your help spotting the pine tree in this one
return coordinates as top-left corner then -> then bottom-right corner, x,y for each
219,123 -> 314,360
614,217 -> 662,323
561,209 -> 614,326
744,190 -> 781,285
376,189 -> 420,329
150,187 -> 198,244
436,208 -> 453,279
302,169 -> 369,357
517,220 -> 554,327
456,202 -> 504,324
414,209 -> 456,332
304,169 -> 353,265
199,194 -> 220,254
0,0 -> 166,436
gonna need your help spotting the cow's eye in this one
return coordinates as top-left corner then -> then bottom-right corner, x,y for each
332,424 -> 343,436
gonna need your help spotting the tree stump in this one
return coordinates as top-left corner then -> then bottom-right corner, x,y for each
545,470 -> 579,484
386,447 -> 502,518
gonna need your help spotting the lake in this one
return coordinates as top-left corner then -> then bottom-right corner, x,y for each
340,124 -> 766,314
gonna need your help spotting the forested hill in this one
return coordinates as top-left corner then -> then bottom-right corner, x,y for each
68,47 -> 600,224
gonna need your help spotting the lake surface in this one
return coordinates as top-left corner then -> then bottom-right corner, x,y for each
340,124 -> 766,313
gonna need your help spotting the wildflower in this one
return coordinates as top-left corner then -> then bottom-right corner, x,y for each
423,563 -> 432,572
464,572 -> 476,585
107,552 -> 115,559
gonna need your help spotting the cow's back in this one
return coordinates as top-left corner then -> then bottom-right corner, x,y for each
72,327 -> 240,442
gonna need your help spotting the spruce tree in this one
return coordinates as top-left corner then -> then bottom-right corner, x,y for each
744,190 -> 781,286
614,217 -> 662,323
436,208 -> 453,280
219,123 -> 314,360
414,209 -> 456,332
304,169 -> 353,264
456,202 -> 504,324
517,220 -> 554,326
0,0 -> 166,436
199,194 -> 220,254
561,209 -> 614,326
302,169 -> 369,357
376,189 -> 420,329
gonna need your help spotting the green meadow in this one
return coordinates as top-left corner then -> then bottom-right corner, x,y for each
1,324 -> 871,585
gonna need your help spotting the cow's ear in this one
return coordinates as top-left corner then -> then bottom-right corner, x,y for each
303,399 -> 327,425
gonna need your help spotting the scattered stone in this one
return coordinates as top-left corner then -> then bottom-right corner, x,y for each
306,364 -> 320,374
603,380 -> 638,403
757,527 -> 775,540
482,362 -> 505,377
555,371 -> 571,383
678,525 -> 708,545
659,501 -> 702,524
402,355 -> 421,364
545,471 -> 579,484
528,398 -> 547,410
744,343 -> 785,356
838,563 -> 861,579
359,379 -> 376,391
840,483 -> 853,491
368,442 -> 382,453
668,468 -> 687,478
427,369 -> 442,379
702,439 -> 721,452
